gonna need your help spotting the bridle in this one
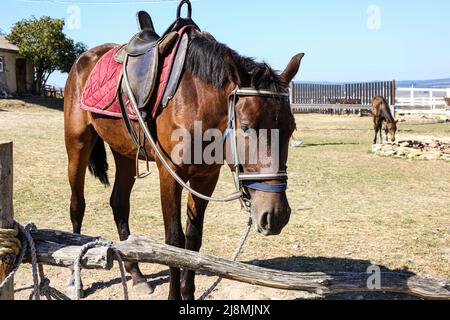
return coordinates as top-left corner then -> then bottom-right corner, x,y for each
225,87 -> 290,205
121,60 -> 290,207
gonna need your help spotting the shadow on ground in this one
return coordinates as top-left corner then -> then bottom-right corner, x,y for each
19,96 -> 64,111
301,142 -> 359,148
84,269 -> 170,298
84,256 -> 420,300
246,256 -> 418,300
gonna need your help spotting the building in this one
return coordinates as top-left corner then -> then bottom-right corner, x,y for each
0,36 -> 34,95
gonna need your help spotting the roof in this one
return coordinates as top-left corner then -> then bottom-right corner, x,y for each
0,36 -> 19,52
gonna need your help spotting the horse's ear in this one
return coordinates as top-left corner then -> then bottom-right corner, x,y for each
280,53 -> 305,84
224,49 -> 241,86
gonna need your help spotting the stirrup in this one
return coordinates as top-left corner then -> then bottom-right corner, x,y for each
135,126 -> 151,179
135,145 -> 151,179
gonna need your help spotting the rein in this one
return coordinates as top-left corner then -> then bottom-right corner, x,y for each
120,58 -> 289,206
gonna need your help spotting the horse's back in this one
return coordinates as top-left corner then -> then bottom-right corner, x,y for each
65,44 -> 119,98
371,96 -> 385,117
64,44 -> 119,130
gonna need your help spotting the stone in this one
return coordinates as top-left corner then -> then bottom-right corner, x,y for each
396,147 -> 407,157
372,144 -> 383,153
419,152 -> 442,161
428,142 -> 440,149
383,150 -> 397,157
407,152 -> 420,160
399,142 -> 412,148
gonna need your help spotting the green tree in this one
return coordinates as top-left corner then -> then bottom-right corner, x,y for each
6,16 -> 87,94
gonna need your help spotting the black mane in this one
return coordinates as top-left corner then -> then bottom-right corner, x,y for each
185,31 -> 286,93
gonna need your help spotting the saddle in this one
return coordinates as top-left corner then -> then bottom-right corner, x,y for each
115,3 -> 200,117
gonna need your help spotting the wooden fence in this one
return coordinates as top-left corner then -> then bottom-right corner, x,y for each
1,142 -> 449,300
395,87 -> 450,115
291,80 -> 396,114
43,85 -> 64,99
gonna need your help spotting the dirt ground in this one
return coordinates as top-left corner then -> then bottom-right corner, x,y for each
0,98 -> 449,300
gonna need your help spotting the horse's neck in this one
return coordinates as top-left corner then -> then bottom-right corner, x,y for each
180,75 -> 230,131
381,103 -> 394,123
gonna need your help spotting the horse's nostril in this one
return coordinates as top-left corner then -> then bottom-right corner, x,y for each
260,212 -> 269,230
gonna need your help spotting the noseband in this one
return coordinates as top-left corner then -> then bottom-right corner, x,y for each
226,87 -> 290,195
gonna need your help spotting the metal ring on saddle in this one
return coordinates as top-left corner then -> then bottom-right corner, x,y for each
177,0 -> 192,19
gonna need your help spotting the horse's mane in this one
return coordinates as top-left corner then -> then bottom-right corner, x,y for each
377,96 -> 395,123
185,31 -> 286,93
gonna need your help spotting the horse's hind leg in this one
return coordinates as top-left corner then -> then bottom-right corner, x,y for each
66,126 -> 96,234
110,149 -> 154,295
65,123 -> 96,298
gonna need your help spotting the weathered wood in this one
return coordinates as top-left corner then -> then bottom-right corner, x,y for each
9,229 -> 450,299
31,229 -> 98,246
116,236 -> 450,300
23,230 -> 113,270
0,142 -> 14,300
25,241 -> 113,270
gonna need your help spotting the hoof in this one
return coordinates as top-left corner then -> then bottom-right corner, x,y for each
133,282 -> 154,296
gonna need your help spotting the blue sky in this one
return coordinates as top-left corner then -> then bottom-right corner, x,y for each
1,0 -> 449,87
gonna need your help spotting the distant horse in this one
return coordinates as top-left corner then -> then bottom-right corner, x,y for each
64,28 -> 303,299
444,97 -> 450,107
371,96 -> 398,144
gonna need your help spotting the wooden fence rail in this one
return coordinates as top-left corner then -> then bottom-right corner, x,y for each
291,81 -> 396,114
1,142 -> 449,300
291,81 -> 395,106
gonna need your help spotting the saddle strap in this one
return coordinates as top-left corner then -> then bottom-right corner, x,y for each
117,74 -> 139,147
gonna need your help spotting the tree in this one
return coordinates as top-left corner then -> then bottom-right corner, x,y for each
6,16 -> 87,94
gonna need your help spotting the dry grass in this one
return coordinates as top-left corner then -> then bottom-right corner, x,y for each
0,99 -> 449,300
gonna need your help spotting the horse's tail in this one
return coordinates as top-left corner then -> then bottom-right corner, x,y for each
88,137 -> 110,186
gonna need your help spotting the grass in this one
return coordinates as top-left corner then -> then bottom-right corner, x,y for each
0,99 -> 449,300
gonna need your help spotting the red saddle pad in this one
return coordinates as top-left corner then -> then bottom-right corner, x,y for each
79,46 -> 137,120
79,26 -> 192,121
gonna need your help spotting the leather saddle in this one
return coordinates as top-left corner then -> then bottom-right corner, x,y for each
115,6 -> 199,113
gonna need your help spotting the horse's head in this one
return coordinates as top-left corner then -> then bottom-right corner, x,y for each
385,120 -> 398,142
225,53 -> 304,236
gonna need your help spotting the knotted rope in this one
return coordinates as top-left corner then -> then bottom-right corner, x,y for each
1,222 -> 128,300
0,222 -> 40,300
73,240 -> 129,300
0,227 -> 21,256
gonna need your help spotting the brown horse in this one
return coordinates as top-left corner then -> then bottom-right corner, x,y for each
64,29 -> 303,299
371,96 -> 398,144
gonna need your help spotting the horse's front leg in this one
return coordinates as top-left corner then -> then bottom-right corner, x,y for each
159,166 -> 185,300
181,171 -> 220,300
379,122 -> 384,144
373,122 -> 379,144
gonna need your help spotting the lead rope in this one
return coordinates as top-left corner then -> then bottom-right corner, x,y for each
198,213 -> 252,301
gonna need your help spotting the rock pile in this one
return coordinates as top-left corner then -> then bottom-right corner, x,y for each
373,139 -> 450,162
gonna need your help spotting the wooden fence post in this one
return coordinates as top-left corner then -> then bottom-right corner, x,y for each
0,142 -> 15,300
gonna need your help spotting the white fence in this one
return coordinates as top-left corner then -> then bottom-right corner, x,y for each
395,87 -> 450,115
